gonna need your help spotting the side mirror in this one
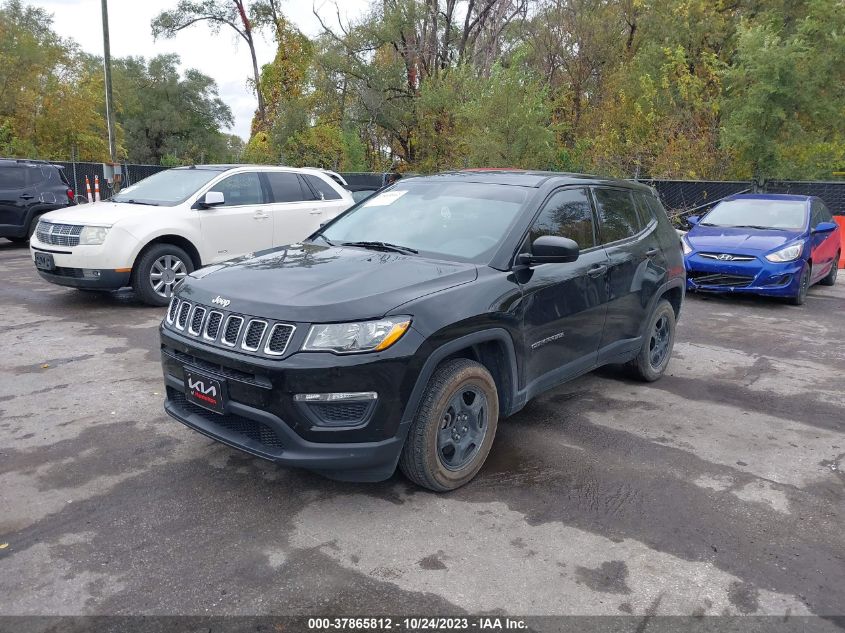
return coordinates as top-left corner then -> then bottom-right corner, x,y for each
198,191 -> 225,209
687,215 -> 701,227
517,236 -> 580,266
812,221 -> 837,234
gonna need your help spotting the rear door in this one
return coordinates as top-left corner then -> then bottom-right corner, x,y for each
264,171 -> 327,246
199,171 -> 274,263
301,173 -> 351,222
593,186 -> 666,358
520,187 -> 610,390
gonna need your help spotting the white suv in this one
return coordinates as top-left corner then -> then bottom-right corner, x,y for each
29,165 -> 353,305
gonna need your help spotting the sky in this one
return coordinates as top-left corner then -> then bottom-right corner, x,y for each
34,0 -> 370,140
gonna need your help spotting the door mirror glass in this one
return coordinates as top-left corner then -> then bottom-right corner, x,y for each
518,236 -> 580,266
812,221 -> 837,234
687,215 -> 700,227
199,191 -> 225,208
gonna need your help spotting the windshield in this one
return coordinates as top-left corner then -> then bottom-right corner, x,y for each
318,181 -> 530,262
702,199 -> 807,231
111,169 -> 222,207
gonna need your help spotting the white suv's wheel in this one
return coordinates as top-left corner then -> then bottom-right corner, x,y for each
132,243 -> 194,306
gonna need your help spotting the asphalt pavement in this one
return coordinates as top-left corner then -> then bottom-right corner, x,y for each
1,238 -> 843,623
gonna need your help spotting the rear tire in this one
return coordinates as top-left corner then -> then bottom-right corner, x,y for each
628,299 -> 676,382
788,263 -> 811,305
399,359 -> 499,492
131,243 -> 194,307
819,255 -> 839,287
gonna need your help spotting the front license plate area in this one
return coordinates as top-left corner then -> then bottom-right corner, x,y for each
34,252 -> 55,271
184,368 -> 228,415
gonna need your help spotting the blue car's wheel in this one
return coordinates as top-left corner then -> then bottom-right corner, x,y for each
788,263 -> 811,306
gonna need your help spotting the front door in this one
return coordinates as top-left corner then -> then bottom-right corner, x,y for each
519,187 -> 609,392
199,171 -> 274,263
809,199 -> 839,282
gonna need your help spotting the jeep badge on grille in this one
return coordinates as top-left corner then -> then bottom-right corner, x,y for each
212,296 -> 231,308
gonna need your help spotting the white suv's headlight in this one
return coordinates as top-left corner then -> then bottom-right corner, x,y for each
765,243 -> 802,262
78,225 -> 111,245
303,317 -> 411,353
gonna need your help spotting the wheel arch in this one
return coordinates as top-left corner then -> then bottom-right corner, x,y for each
132,234 -> 202,273
402,329 -> 520,433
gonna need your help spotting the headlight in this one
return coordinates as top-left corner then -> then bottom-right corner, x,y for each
765,243 -> 802,262
303,316 -> 411,353
681,235 -> 692,255
78,225 -> 111,245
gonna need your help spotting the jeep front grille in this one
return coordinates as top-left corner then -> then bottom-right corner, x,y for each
36,222 -> 83,247
163,299 -> 296,358
222,316 -> 244,347
189,306 -> 206,336
242,320 -> 267,352
204,311 -> 223,340
265,324 -> 294,356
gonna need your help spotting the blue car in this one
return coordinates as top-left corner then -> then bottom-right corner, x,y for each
682,194 -> 840,305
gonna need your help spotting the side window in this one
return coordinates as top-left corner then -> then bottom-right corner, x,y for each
634,193 -> 656,225
211,172 -> 264,206
266,172 -> 311,203
303,174 -> 342,201
529,187 -> 596,250
0,167 -> 28,189
593,188 -> 642,243
818,201 -> 834,223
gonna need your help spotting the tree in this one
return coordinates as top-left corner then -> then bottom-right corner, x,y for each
112,54 -> 234,164
152,1 -> 267,126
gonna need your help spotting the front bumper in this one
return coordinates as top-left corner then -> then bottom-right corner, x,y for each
29,226 -> 140,289
685,253 -> 804,297
160,325 -> 425,481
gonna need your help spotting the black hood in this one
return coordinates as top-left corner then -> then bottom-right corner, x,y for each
178,243 -> 478,322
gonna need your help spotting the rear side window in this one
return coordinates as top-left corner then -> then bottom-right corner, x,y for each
0,167 -> 28,189
593,188 -> 642,243
211,172 -> 265,206
529,187 -> 596,249
634,193 -> 657,225
266,172 -> 311,203
303,174 -> 342,201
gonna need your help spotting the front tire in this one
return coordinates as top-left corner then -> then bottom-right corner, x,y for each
788,263 -> 811,305
399,359 -> 499,492
131,243 -> 194,307
628,299 -> 676,382
819,255 -> 839,287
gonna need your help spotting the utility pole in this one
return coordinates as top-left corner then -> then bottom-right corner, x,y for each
101,0 -> 117,165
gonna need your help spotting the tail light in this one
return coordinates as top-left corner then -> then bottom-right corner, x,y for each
66,188 -> 74,202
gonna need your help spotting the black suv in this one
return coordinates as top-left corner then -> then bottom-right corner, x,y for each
0,159 -> 75,242
160,171 -> 684,491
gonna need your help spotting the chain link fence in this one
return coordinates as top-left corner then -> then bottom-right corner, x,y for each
53,162 -> 168,202
637,179 -> 845,227
45,163 -> 845,222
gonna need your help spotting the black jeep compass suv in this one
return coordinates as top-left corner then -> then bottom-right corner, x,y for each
160,171 -> 684,491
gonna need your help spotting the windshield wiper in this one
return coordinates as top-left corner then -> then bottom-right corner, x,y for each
729,224 -> 788,231
113,198 -> 160,206
309,233 -> 335,246
340,241 -> 418,255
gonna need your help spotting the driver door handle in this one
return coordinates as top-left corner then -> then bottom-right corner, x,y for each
588,264 -> 608,278
253,210 -> 270,220
309,209 -> 322,215
19,194 -> 34,200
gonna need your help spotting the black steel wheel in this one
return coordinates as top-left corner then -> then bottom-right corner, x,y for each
399,359 -> 499,491
628,299 -> 676,382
